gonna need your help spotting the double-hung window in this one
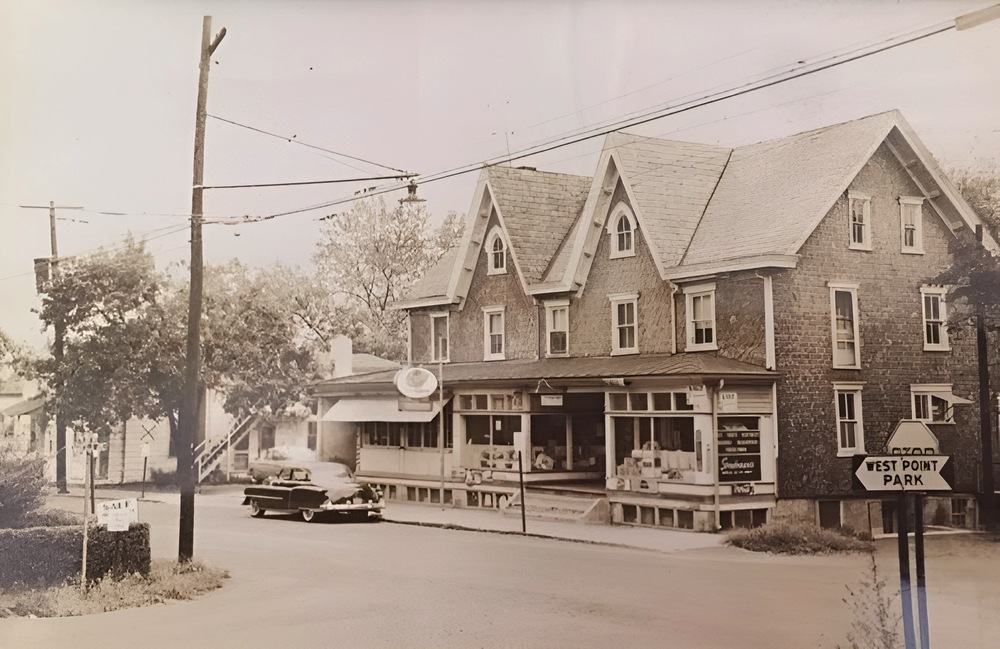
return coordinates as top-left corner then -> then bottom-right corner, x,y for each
900,197 -> 924,254
545,300 -> 569,357
608,203 -> 637,259
430,313 -> 449,362
684,282 -> 717,351
920,286 -> 949,351
609,293 -> 638,355
834,383 -> 865,456
848,192 -> 872,250
829,282 -> 860,368
483,306 -> 505,361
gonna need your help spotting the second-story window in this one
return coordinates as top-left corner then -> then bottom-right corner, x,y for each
900,197 -> 924,254
608,203 -> 637,259
609,293 -> 638,355
921,286 -> 949,351
684,282 -> 717,351
486,227 -> 507,275
545,299 -> 569,357
848,191 -> 872,251
483,306 -> 505,361
829,282 -> 860,368
834,383 -> 865,456
430,313 -> 449,362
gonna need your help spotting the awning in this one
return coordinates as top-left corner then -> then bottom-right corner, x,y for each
1,397 -> 44,418
322,397 -> 448,423
931,391 -> 973,405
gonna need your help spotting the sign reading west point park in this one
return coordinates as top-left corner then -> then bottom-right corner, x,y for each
97,498 -> 139,532
853,419 -> 952,492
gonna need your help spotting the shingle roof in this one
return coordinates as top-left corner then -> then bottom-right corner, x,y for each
401,244 -> 460,303
312,353 -> 774,394
681,111 -> 899,266
610,132 -> 731,269
1,396 -> 44,417
487,166 -> 592,283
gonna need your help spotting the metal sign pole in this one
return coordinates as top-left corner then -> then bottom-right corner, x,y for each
915,493 -> 930,648
898,493 -> 917,649
141,457 -> 148,499
81,443 -> 90,594
438,360 -> 445,511
518,451 -> 526,535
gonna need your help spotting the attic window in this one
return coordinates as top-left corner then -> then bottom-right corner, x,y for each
608,203 -> 637,259
848,191 -> 872,251
486,227 -> 507,275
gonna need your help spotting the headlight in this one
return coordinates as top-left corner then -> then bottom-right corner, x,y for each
320,500 -> 334,510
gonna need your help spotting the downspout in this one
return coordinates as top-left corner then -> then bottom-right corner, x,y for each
713,379 -> 723,531
669,281 -> 679,355
758,271 -> 776,371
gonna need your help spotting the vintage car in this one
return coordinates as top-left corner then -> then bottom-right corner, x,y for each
242,464 -> 384,523
247,447 -> 306,483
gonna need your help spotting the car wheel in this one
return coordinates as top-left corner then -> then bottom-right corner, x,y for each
250,500 -> 265,518
301,509 -> 316,523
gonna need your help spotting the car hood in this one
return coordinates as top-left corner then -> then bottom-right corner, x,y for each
325,482 -> 368,502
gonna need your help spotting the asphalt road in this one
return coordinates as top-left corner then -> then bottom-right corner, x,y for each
2,494 -> 998,648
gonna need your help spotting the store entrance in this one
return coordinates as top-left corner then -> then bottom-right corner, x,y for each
528,409 -> 605,477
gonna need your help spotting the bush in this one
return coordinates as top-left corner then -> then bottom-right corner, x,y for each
15,508 -> 82,529
726,520 -> 874,555
0,522 -> 151,588
0,449 -> 48,528
150,468 -> 177,487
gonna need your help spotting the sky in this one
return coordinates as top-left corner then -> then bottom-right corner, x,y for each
2,0 -> 999,352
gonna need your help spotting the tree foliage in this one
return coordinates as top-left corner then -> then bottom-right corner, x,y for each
33,240 -> 326,451
949,165 -> 1000,240
314,197 -> 463,360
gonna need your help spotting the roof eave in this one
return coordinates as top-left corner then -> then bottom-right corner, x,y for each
664,254 -> 800,281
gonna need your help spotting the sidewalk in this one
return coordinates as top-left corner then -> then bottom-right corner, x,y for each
51,484 -> 726,554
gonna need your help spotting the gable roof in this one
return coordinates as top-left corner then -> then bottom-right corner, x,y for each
681,111 -> 901,267
608,132 -> 731,270
486,166 -> 592,283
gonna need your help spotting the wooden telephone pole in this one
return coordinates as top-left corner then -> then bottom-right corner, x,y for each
177,15 -> 225,562
21,200 -> 83,494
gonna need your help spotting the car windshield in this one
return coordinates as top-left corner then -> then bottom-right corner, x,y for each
289,469 -> 310,481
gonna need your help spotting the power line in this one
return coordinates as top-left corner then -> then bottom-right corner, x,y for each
208,114 -> 412,175
198,173 -> 413,191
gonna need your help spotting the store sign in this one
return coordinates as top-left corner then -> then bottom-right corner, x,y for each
718,391 -> 738,413
540,394 -> 563,407
718,429 -> 761,482
731,483 -> 755,496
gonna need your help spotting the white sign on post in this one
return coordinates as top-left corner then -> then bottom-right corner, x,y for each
140,442 -> 150,458
98,498 -> 139,532
854,456 -> 951,491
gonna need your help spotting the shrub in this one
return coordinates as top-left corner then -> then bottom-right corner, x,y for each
16,508 -> 83,529
726,520 -> 874,555
0,449 -> 48,528
0,522 -> 151,588
150,468 -> 177,487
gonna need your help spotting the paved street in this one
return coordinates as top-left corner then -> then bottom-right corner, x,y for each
2,492 -> 999,648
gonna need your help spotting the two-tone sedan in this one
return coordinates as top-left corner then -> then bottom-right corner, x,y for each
242,464 -> 384,523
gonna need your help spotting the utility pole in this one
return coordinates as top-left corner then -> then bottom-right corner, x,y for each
22,200 -> 83,494
177,15 -> 225,562
975,224 -> 996,530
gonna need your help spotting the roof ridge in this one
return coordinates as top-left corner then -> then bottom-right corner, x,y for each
733,109 -> 900,151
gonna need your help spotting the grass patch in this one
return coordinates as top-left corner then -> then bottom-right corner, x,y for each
0,559 -> 228,618
726,520 -> 874,555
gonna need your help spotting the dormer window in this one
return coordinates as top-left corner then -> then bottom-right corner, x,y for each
486,227 -> 507,275
608,203 -> 637,259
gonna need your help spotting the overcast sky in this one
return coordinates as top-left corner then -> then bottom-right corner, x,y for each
2,0 -> 999,351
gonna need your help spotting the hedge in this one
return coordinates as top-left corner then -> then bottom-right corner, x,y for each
0,522 -> 151,588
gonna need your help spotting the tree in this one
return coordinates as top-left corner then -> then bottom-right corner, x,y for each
949,165 -> 1000,240
33,241 -> 327,456
314,197 -> 464,360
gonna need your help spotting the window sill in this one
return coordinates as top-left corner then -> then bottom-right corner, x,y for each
687,344 -> 718,352
486,268 -> 507,276
832,365 -> 861,370
483,356 -> 506,362
901,248 -> 924,255
837,451 -> 862,458
609,250 -> 636,260
922,345 -> 950,352
848,243 -> 872,252
546,352 -> 569,358
610,349 -> 638,356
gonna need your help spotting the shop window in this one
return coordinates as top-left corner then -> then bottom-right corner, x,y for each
829,283 -> 860,368
629,393 -> 648,411
609,393 -> 628,411
848,191 -> 872,250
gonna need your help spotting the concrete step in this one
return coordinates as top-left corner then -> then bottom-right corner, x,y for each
502,492 -> 610,524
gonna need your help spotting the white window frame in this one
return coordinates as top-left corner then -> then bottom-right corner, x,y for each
430,312 -> 450,363
545,299 -> 569,357
482,306 -> 505,361
920,286 -> 949,352
848,191 -> 872,251
607,203 -> 637,259
684,282 -> 717,352
834,383 -> 865,457
485,226 -> 507,275
829,282 -> 860,369
899,196 -> 924,254
609,293 -> 638,355
911,384 -> 957,424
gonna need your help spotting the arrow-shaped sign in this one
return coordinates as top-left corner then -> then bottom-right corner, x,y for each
852,455 -> 952,492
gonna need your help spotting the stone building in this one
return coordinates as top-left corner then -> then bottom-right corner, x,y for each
313,110 -> 996,532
